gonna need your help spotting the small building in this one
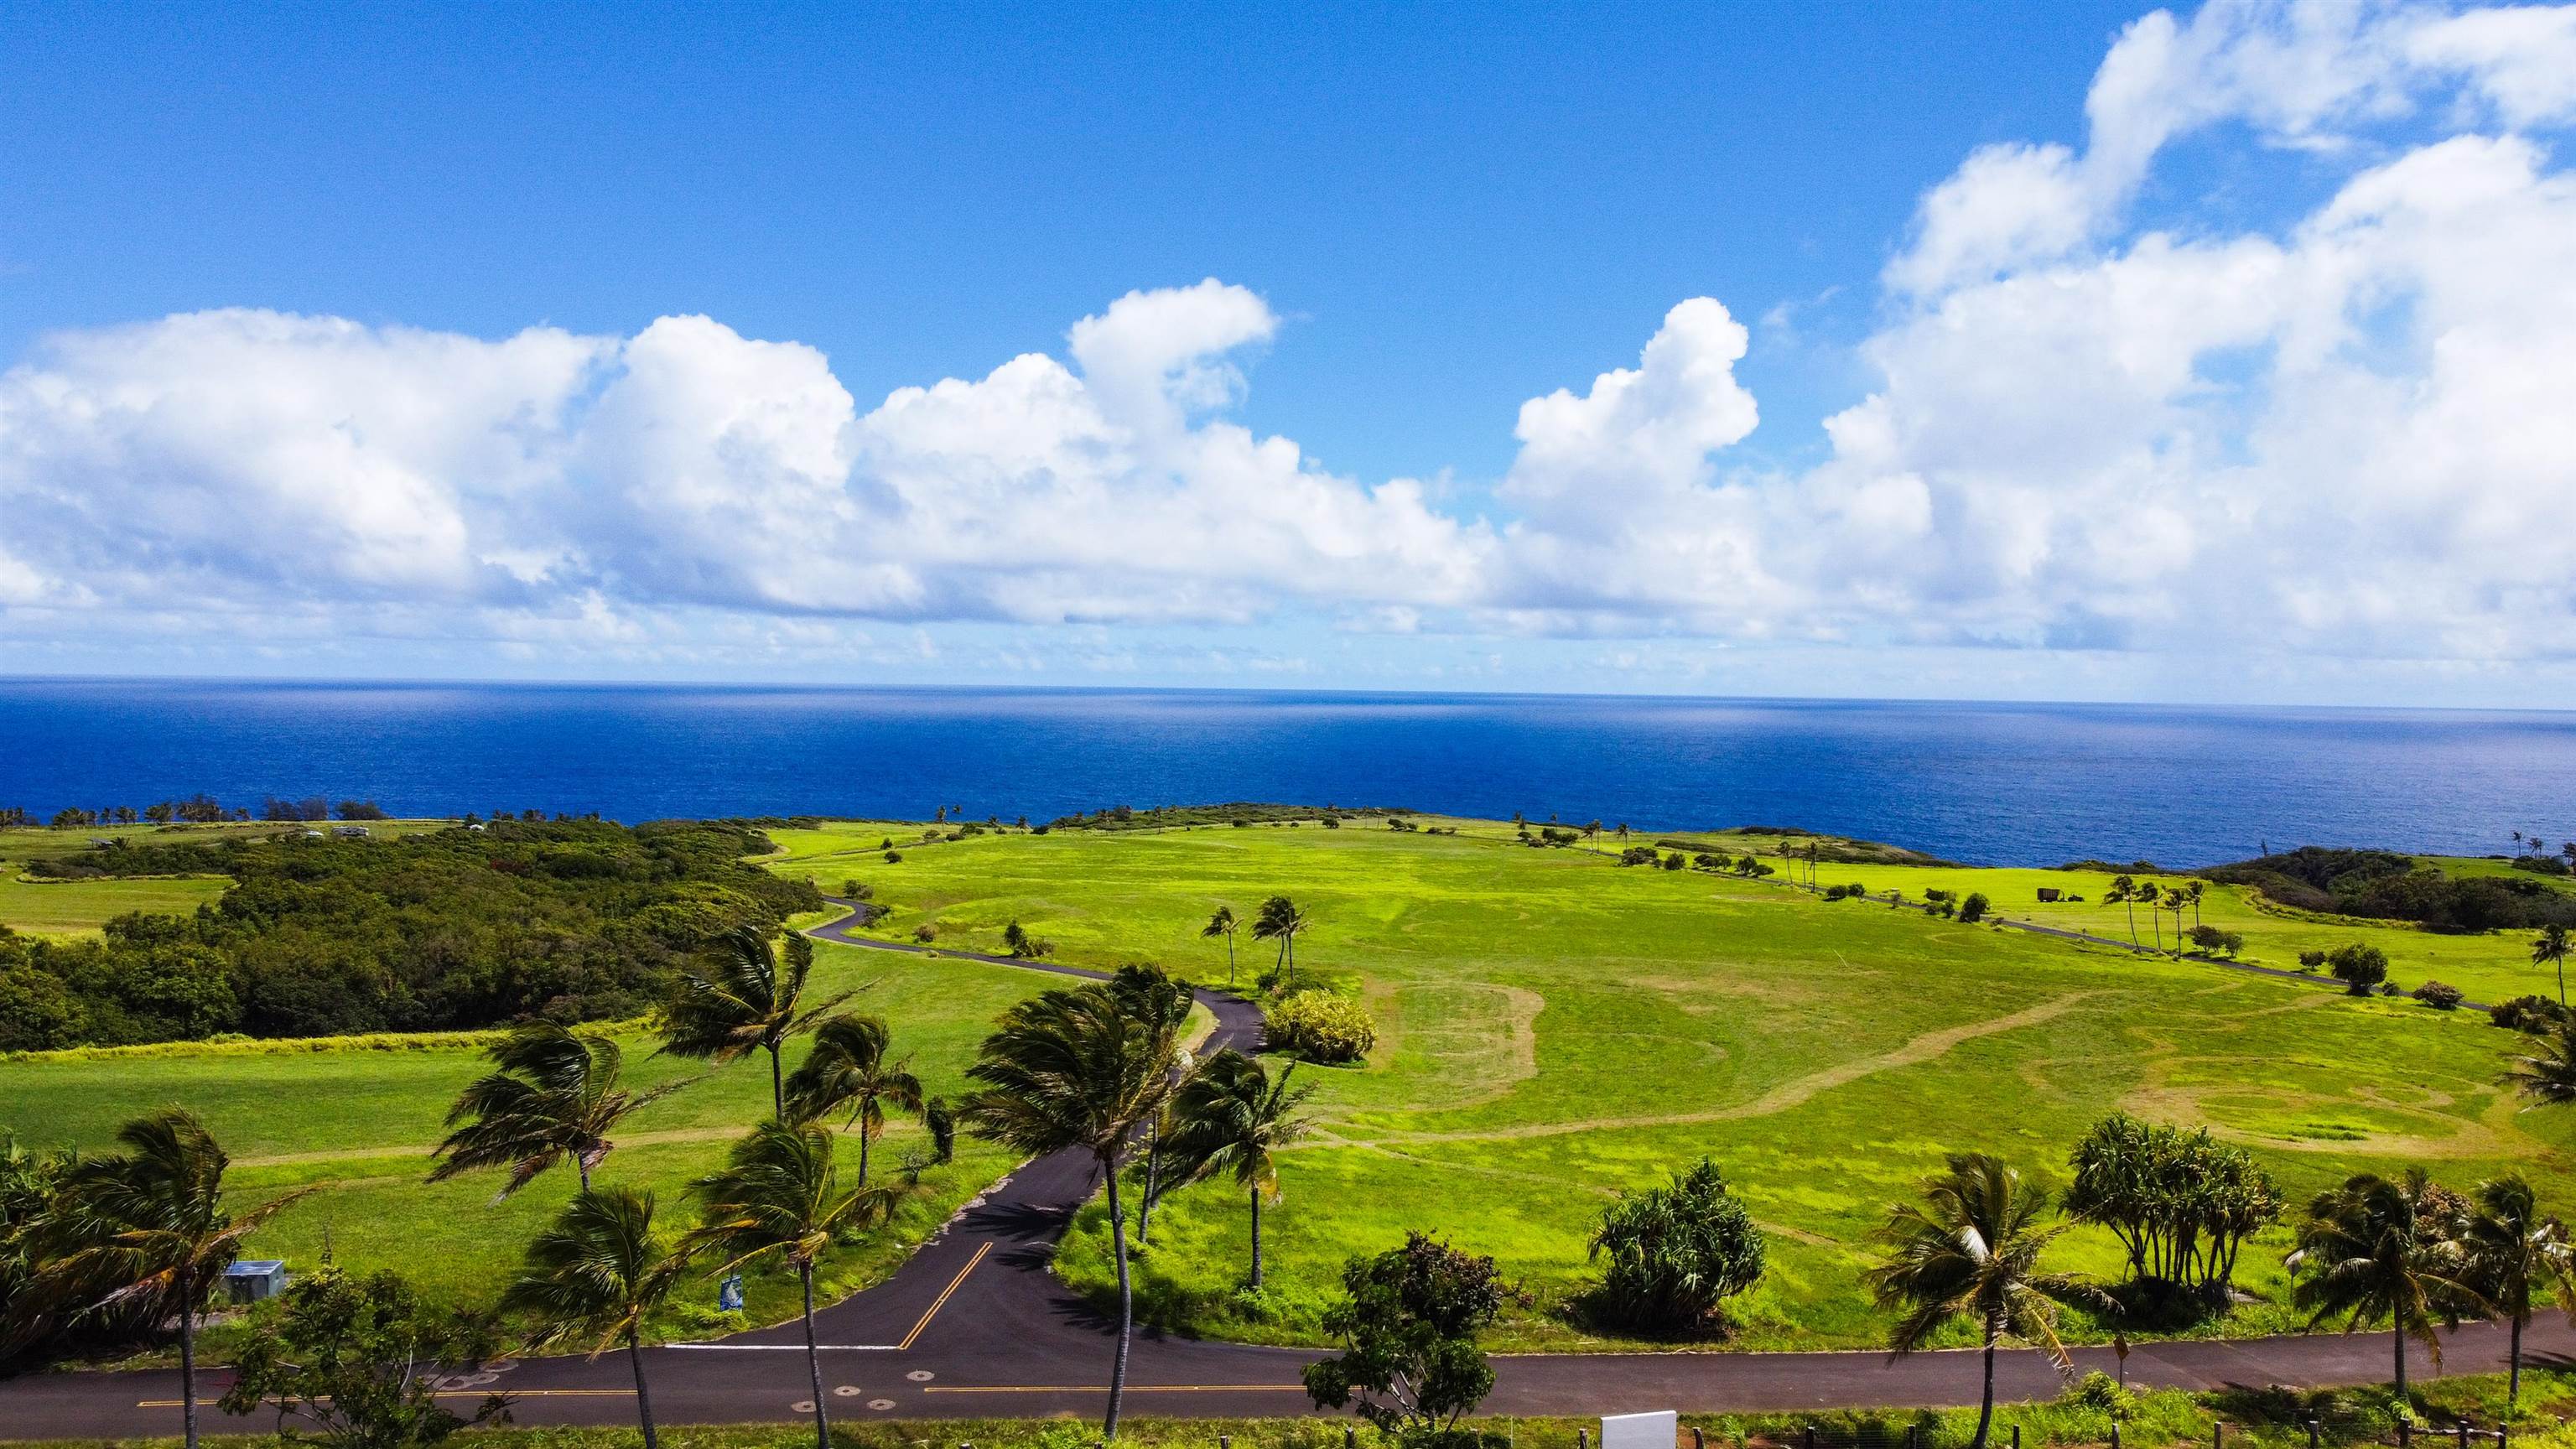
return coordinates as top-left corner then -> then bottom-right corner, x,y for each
222,1259 -> 288,1304
332,824 -> 371,839
2036,887 -> 2063,903
302,828 -> 326,839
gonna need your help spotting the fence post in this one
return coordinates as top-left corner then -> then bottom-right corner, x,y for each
2013,1428 -> 2022,1449
1908,1426 -> 1919,1449
2307,1419 -> 2320,1449
1581,1432 -> 1590,1449
1805,1429 -> 1817,1449
2459,1426 -> 2470,1449
1347,1431 -> 1358,1449
2216,1425 -> 2225,1449
2111,1423 -> 2122,1449
1694,1430 -> 1706,1449
2399,1420 -> 2412,1449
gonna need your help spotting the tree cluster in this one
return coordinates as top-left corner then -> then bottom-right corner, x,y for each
0,819 -> 820,1049
2064,1113 -> 2282,1302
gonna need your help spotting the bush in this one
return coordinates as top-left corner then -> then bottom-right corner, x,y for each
2328,943 -> 2390,995
911,923 -> 939,943
1265,989 -> 1377,1063
2298,949 -> 2327,969
1959,892 -> 1990,924
2412,981 -> 2464,1010
1587,1157 -> 1766,1332
1659,852 -> 1685,871
1618,845 -> 1659,866
2188,924 -> 2243,957
2491,994 -> 2573,1032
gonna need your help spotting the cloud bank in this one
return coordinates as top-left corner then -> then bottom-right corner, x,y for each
4,0 -> 2573,691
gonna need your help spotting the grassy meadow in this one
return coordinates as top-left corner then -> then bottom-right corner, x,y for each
761,818 -> 2576,1352
0,935 -> 1055,1353
8,813 -> 2574,1362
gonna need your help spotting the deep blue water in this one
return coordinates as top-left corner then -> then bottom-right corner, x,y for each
3,678 -> 2572,867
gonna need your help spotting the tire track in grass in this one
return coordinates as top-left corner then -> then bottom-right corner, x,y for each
1344,991 -> 2104,1147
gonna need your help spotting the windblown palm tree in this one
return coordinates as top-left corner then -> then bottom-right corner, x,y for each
2107,875 -> 2142,949
501,1187 -> 688,1449
2536,926 -> 2571,1009
1251,896 -> 1310,986
36,1110 -> 309,1449
958,984 -> 1188,1439
2502,1024 -> 2576,1107
2185,880 -> 2207,929
1108,966 -> 1197,1247
782,1015 -> 922,1188
1167,1050 -> 1315,1287
1201,906 -> 1240,987
1862,1153 -> 2110,1449
2288,1169 -> 2482,1406
686,1121 -> 896,1449
659,927 -> 857,1117
2456,1175 -> 2574,1413
432,1023 -> 686,1196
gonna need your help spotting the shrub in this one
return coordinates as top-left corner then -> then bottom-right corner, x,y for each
1618,845 -> 1659,866
883,849 -> 902,864
911,923 -> 939,943
2491,994 -> 2573,1032
1959,892 -> 1990,923
1659,852 -> 1685,870
1587,1157 -> 1767,1332
2412,981 -> 2464,1010
1265,989 -> 1377,1064
2298,949 -> 2328,969
2328,943 -> 2389,995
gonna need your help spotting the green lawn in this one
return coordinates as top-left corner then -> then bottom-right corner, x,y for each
780,819 -> 2576,1353
0,937 -> 1055,1351
0,873 -> 230,936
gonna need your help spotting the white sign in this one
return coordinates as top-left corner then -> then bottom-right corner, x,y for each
1602,1411 -> 1679,1449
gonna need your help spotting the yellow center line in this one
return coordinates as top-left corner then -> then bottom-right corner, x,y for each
925,1384 -> 1306,1394
896,1239 -> 991,1351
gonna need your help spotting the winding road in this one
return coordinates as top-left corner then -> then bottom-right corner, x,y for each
3,902 -> 2565,1439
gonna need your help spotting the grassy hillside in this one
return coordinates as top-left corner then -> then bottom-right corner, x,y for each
766,818 -> 2576,1352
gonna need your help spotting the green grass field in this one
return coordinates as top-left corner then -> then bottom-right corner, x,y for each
766,819 -> 2576,1353
0,874 -> 229,936
0,936 -> 1057,1354
13,813 -> 2574,1363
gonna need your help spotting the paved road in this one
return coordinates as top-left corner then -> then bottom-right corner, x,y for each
3,902 -> 2558,1439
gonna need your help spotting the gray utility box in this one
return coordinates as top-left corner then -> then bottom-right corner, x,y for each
222,1259 -> 288,1304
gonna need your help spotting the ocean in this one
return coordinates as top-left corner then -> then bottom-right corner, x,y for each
3,678 -> 2572,867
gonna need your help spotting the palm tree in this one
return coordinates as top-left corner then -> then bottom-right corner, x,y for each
1201,906 -> 1240,987
660,927 -> 856,1117
1251,896 -> 1310,986
1586,821 -> 1602,853
2455,1176 -> 2573,1414
783,1015 -> 922,1189
1862,1153 -> 2109,1449
431,1023 -> 685,1196
37,1110 -> 309,1449
2185,880 -> 2207,930
2535,925 -> 2571,1008
2107,875 -> 2142,949
686,1121 -> 896,1449
958,984 -> 1187,1439
1108,966 -> 1196,1247
2503,1024 -> 2576,1107
1167,1051 -> 1315,1287
2288,1169 -> 2482,1408
2142,882 -> 2166,951
501,1187 -> 688,1449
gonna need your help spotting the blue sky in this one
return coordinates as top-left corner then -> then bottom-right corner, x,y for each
3,2 -> 2573,704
